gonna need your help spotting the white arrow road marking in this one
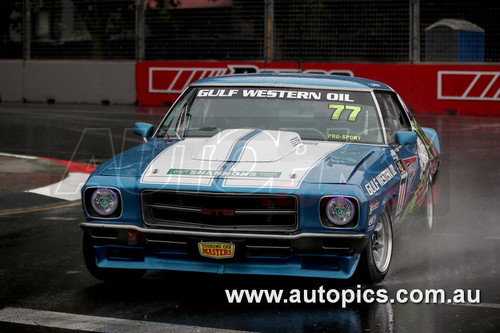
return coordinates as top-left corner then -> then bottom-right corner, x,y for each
26,172 -> 90,201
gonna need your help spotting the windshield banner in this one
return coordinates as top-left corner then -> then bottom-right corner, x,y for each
196,88 -> 355,102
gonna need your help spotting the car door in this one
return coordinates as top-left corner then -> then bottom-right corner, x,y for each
375,91 -> 421,219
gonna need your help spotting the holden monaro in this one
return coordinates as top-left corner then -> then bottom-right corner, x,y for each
81,73 -> 439,283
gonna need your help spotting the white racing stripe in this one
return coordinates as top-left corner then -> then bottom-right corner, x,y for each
141,129 -> 344,189
0,307 -> 254,333
141,137 -> 227,186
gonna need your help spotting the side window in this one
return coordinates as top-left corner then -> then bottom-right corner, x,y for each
375,92 -> 411,143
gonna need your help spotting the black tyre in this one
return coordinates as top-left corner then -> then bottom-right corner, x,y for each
83,233 -> 146,282
420,180 -> 434,232
357,207 -> 393,284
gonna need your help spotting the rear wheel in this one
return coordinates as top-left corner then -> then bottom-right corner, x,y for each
83,233 -> 146,282
357,207 -> 393,284
421,181 -> 434,232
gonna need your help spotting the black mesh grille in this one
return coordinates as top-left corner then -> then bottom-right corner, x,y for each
141,191 -> 298,233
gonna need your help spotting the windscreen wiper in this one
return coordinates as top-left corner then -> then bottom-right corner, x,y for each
174,91 -> 196,140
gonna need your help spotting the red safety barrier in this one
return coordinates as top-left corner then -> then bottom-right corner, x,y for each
136,61 -> 500,116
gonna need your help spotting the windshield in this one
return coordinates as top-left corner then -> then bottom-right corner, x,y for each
156,86 -> 384,144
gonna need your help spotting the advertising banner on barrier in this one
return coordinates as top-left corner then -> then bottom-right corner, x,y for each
136,61 -> 500,116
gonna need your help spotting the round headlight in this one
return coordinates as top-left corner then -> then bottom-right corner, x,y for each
325,197 -> 355,226
91,188 -> 119,216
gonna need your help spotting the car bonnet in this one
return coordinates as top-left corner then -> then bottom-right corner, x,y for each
134,129 -> 378,190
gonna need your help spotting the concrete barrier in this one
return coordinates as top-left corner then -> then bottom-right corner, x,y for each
0,60 -> 136,105
0,60 -> 24,102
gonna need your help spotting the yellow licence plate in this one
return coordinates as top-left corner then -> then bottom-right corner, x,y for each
198,242 -> 235,259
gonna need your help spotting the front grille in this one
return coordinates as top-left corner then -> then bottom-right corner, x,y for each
141,190 -> 298,233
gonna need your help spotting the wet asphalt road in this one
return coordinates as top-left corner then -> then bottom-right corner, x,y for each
0,103 -> 499,332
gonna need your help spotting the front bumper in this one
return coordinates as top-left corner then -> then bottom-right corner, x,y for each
81,222 -> 369,279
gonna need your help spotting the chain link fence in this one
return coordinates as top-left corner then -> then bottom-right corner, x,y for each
1,0 -> 499,62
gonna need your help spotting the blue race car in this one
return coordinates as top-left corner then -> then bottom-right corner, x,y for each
81,73 -> 439,283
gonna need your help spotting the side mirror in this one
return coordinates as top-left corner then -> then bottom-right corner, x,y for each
395,131 -> 417,146
134,122 -> 154,140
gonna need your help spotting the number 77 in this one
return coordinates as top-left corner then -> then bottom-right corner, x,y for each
329,105 -> 362,121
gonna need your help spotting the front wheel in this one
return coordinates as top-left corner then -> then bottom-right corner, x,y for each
83,233 -> 146,282
357,207 -> 393,284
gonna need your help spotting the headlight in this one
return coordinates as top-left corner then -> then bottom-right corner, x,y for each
320,196 -> 358,228
89,187 -> 120,217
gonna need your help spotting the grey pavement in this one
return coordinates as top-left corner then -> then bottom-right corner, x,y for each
0,154 -> 69,213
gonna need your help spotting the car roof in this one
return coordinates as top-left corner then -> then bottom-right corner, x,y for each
191,73 -> 393,91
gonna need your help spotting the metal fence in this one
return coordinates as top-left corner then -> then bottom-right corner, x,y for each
1,0 -> 499,63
